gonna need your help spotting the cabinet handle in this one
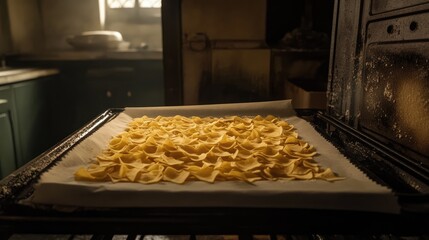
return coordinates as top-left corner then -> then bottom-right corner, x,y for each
0,99 -> 8,105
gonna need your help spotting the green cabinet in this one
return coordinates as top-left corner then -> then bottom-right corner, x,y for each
0,61 -> 164,178
0,86 -> 18,179
12,77 -> 53,166
0,75 -> 59,179
68,60 -> 165,128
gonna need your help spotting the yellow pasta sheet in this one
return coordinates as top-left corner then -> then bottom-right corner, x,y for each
75,115 -> 342,184
24,100 -> 400,213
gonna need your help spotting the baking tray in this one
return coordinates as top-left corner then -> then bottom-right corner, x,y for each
0,103 -> 427,235
22,101 -> 397,212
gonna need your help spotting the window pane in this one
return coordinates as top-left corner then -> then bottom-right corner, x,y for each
107,0 -> 135,8
122,0 -> 135,8
107,0 -> 121,8
108,0 -> 162,8
139,0 -> 161,8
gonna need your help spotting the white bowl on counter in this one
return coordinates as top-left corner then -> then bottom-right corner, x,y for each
66,31 -> 125,50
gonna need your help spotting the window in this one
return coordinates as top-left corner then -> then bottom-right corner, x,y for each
104,0 -> 163,50
107,0 -> 161,8
105,0 -> 162,23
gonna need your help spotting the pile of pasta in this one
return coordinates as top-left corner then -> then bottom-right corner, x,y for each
75,115 -> 343,184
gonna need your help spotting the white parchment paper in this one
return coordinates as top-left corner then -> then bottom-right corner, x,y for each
24,100 -> 400,213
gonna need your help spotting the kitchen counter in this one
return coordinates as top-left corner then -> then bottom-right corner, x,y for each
6,50 -> 163,70
0,68 -> 59,86
9,50 -> 162,61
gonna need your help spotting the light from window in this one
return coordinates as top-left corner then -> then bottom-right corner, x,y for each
139,0 -> 161,8
107,0 -> 135,8
107,0 -> 161,8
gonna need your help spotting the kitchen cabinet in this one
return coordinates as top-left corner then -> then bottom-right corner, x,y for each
12,77 -> 54,166
6,55 -> 165,157
0,85 -> 18,179
65,60 -> 164,127
0,70 -> 60,177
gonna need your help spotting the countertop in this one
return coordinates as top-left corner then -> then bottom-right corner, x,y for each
10,50 -> 163,61
0,68 -> 60,86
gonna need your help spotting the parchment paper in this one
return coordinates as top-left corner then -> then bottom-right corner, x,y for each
23,100 -> 400,213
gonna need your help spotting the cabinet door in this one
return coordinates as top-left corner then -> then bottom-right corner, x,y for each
13,77 -> 52,166
77,62 -> 165,124
128,61 -> 165,107
0,87 -> 17,179
0,111 -> 17,178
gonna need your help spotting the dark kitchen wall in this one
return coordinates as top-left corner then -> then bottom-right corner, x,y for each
7,0 -> 44,53
41,0 -> 102,50
3,0 -> 99,53
0,0 -> 95,54
0,0 -> 43,54
41,0 -> 162,51
4,0 -> 162,52
0,0 -> 12,55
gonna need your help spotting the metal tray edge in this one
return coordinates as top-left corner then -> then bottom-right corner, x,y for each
0,108 -> 124,208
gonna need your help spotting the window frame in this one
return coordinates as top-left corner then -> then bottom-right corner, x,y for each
105,0 -> 161,24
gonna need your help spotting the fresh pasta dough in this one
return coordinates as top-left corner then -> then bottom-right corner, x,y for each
75,115 -> 344,184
